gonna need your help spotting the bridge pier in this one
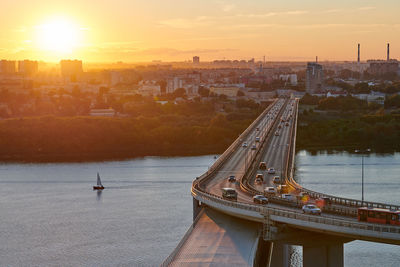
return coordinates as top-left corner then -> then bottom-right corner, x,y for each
270,242 -> 290,267
303,242 -> 343,267
193,197 -> 203,221
253,238 -> 273,267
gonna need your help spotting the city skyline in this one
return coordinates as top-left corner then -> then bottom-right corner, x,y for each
1,0 -> 400,62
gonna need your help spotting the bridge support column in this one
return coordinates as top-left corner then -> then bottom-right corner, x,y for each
303,242 -> 343,267
270,242 -> 290,267
253,238 -> 273,267
193,198 -> 202,221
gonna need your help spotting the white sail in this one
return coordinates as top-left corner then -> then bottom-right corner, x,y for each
97,173 -> 102,186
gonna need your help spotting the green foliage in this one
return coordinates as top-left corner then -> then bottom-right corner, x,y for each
317,96 -> 368,111
0,109 -> 260,162
297,114 -> 400,151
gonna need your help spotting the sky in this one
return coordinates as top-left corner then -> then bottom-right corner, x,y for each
1,0 -> 400,62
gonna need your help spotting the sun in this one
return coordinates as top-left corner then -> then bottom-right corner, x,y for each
35,17 -> 81,53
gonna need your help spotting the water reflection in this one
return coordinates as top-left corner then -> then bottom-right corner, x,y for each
96,189 -> 102,201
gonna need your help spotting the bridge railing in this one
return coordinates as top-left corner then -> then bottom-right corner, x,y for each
267,207 -> 400,236
194,99 -> 280,189
282,99 -> 400,212
192,183 -> 400,238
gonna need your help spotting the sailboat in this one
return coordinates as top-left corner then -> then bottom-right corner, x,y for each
93,172 -> 105,190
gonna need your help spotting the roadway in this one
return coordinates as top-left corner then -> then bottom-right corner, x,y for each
203,99 -> 286,204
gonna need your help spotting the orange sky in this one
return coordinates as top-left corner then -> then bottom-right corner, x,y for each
1,0 -> 399,62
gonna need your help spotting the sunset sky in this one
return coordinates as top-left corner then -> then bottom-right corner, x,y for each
1,0 -> 400,62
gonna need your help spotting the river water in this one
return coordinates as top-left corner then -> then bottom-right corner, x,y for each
0,152 -> 399,266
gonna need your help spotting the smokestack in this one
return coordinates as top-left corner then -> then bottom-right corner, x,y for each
316,56 -> 318,63
357,43 -> 360,63
387,43 -> 390,61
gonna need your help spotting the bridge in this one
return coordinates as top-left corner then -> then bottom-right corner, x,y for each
162,98 -> 400,267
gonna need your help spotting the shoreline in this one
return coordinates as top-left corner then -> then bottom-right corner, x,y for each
2,146 -> 399,164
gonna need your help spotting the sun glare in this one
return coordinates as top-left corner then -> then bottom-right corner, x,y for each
36,17 -> 81,53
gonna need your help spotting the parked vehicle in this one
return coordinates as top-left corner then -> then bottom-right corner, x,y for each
253,195 -> 268,204
302,204 -> 321,215
251,144 -> 257,150
242,142 -> 248,147
255,137 -> 260,142
275,131 -> 279,136
222,188 -> 237,200
268,168 -> 276,174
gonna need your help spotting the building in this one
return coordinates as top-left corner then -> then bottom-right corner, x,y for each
90,108 -> 116,117
166,77 -> 183,94
60,60 -> 83,81
279,74 -> 298,86
193,56 -> 200,64
138,80 -> 161,96
18,60 -> 38,76
209,86 -> 240,98
367,60 -> 399,76
0,60 -> 16,74
306,62 -> 324,93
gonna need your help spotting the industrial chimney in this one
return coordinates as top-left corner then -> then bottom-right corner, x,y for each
358,43 -> 360,63
387,43 -> 390,61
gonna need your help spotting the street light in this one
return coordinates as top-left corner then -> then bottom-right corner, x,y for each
354,148 -> 371,205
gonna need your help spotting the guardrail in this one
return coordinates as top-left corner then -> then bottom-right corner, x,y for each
194,99 -> 280,189
192,182 -> 400,240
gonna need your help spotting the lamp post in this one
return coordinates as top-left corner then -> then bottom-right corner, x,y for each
355,148 -> 371,205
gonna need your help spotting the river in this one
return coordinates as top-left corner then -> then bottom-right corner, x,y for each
0,152 -> 399,266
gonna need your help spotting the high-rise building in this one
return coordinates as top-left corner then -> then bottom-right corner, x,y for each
18,60 -> 38,76
193,56 -> 200,64
306,62 -> 324,93
0,60 -> 16,74
60,60 -> 83,81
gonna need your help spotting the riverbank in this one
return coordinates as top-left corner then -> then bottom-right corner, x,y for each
296,111 -> 400,152
0,113 -> 257,163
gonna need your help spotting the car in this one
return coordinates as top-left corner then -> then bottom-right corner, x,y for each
275,131 -> 279,136
242,142 -> 248,147
222,188 -> 237,200
268,168 -> 276,174
228,175 -> 236,182
255,137 -> 260,142
251,144 -> 256,150
259,162 -> 267,170
255,178 -> 262,184
255,173 -> 264,181
302,204 -> 322,215
253,195 -> 268,204
272,176 -> 280,184
281,194 -> 295,201
278,125 -> 282,129
256,127 -> 259,131
264,187 -> 277,195
285,122 -> 289,126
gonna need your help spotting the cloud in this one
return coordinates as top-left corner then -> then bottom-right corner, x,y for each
158,17 -> 213,29
358,6 -> 376,11
221,3 -> 236,12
